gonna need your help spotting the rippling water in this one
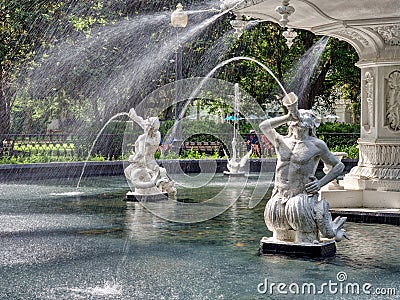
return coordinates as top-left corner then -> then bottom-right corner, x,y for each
0,174 -> 398,299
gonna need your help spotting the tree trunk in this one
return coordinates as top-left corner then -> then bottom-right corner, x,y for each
91,97 -> 102,128
304,58 -> 332,109
0,81 -> 11,135
302,31 -> 315,50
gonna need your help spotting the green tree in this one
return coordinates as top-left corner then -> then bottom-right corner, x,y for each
215,21 -> 360,113
1,0 -> 175,134
0,0 -> 65,134
2,1 -> 361,137
321,40 -> 361,118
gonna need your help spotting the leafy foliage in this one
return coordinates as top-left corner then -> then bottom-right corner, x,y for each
219,21 -> 360,114
317,122 -> 359,154
318,122 -> 360,133
330,144 -> 359,159
1,0 -> 362,165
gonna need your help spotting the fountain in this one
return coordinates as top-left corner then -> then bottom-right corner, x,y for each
120,77 -> 272,222
1,0 -> 400,298
223,83 -> 253,176
1,175 -> 399,298
124,108 -> 176,201
283,36 -> 330,108
225,0 -> 400,208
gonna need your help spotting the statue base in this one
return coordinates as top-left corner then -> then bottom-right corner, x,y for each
223,171 -> 246,176
320,188 -> 400,209
259,237 -> 336,258
125,191 -> 168,202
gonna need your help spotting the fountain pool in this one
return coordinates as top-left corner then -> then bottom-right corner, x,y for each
0,174 -> 399,299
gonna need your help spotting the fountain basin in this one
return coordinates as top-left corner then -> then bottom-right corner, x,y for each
0,158 -> 358,181
0,174 -> 399,298
125,191 -> 168,202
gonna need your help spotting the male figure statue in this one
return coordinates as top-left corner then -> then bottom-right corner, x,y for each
259,92 -> 348,243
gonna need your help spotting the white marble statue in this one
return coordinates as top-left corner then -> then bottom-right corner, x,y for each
259,92 -> 349,244
224,138 -> 252,175
322,152 -> 348,190
124,108 -> 176,198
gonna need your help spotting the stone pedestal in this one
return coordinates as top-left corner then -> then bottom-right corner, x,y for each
259,237 -> 336,258
330,208 -> 400,225
338,63 -> 400,207
321,189 -> 400,208
321,65 -> 400,208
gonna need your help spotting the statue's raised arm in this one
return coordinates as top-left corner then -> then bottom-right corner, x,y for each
259,92 -> 299,147
128,108 -> 146,130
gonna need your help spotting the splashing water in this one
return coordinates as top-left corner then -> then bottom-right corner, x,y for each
186,8 -> 221,15
22,2 -> 224,138
74,4 -> 234,189
76,112 -> 129,189
50,191 -> 84,197
193,29 -> 237,76
284,36 -> 330,107
178,56 -> 289,122
61,280 -> 123,297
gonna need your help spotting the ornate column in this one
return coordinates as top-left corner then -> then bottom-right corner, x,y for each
341,26 -> 400,194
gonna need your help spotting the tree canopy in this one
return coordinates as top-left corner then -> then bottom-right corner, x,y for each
1,0 -> 360,136
215,21 -> 360,113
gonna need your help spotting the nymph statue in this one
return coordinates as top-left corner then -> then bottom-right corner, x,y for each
124,108 -> 176,199
259,92 -> 349,244
224,138 -> 252,175
224,82 -> 252,176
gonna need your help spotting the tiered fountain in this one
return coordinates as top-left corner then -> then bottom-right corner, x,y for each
223,83 -> 253,176
224,0 -> 400,210
1,1 -> 399,298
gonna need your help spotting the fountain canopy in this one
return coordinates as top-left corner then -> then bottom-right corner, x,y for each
228,0 -> 400,208
228,0 -> 399,62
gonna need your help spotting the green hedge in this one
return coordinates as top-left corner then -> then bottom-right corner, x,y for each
317,123 -> 359,158
0,121 -> 361,164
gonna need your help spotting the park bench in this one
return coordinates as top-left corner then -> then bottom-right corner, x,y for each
183,141 -> 223,155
